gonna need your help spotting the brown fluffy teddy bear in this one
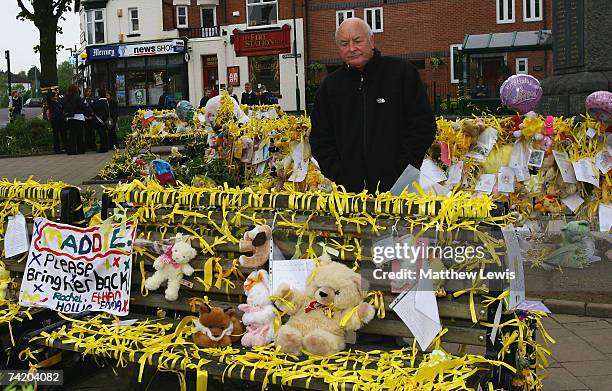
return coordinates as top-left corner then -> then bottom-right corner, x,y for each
460,118 -> 486,147
239,225 -> 273,267
273,254 -> 376,356
192,305 -> 244,348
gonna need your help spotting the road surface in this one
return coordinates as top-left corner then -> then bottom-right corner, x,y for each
0,107 -> 44,127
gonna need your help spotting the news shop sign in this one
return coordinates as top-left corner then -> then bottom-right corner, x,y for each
88,39 -> 185,59
19,218 -> 137,316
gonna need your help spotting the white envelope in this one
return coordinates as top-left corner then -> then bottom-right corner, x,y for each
391,263 -> 441,351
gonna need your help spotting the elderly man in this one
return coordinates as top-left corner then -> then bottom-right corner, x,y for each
310,18 -> 436,193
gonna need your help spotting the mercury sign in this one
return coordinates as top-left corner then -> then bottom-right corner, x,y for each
89,40 -> 185,60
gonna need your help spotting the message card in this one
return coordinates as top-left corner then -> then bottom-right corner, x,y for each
19,218 -> 137,316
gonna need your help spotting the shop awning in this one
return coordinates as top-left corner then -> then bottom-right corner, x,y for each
461,30 -> 552,54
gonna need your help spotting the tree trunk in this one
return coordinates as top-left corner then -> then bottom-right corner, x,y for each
37,21 -> 60,89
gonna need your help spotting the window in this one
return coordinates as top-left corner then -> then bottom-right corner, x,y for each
523,0 -> 543,21
249,55 -> 280,95
247,0 -> 278,27
129,8 -> 139,34
85,9 -> 105,44
496,0 -> 515,24
201,7 -> 218,37
450,44 -> 463,84
364,7 -> 383,33
176,6 -> 188,28
516,58 -> 528,74
336,10 -> 354,29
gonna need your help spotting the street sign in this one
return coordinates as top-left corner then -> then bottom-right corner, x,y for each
282,53 -> 302,59
69,57 -> 76,65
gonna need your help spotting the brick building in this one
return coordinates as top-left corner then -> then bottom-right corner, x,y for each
162,0 -> 307,111
76,0 -> 307,111
306,0 -> 553,100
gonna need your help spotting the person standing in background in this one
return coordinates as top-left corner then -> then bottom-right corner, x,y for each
259,85 -> 272,105
92,89 -> 110,153
83,88 -> 96,151
47,91 -> 67,153
107,90 -> 119,150
9,90 -> 23,122
63,84 -> 87,155
241,82 -> 259,106
199,87 -> 212,108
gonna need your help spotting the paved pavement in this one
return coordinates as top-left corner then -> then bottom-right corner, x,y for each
1,152 -> 611,391
0,107 -> 43,126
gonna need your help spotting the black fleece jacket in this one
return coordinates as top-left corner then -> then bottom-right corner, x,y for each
310,49 -> 436,193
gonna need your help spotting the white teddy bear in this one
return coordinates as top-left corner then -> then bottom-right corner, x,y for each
145,237 -> 197,301
238,270 -> 276,347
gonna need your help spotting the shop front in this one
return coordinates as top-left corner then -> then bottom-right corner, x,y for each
85,39 -> 189,109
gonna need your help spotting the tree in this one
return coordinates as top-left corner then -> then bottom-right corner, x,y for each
27,66 -> 41,97
27,66 -> 40,82
57,61 -> 73,94
15,0 -> 74,91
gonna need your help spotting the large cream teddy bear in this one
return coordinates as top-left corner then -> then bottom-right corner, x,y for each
273,254 -> 375,356
145,237 -> 197,301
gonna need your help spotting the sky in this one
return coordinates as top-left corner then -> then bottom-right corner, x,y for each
0,1 -> 80,73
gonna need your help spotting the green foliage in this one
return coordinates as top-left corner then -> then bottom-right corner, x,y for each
430,56 -> 445,70
57,61 -> 73,94
174,156 -> 241,187
173,138 -> 241,186
5,385 -> 34,391
116,115 -> 132,143
4,385 -> 35,391
0,73 -> 7,108
0,117 -> 53,155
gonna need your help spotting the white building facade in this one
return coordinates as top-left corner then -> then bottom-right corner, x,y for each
76,0 -> 306,112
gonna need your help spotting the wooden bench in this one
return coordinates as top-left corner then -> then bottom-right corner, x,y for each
0,179 -> 84,367
17,184 -> 544,390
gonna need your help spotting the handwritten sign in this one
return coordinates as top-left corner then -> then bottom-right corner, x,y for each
19,218 -> 137,316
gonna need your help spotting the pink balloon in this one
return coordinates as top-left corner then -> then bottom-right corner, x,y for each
499,75 -> 543,114
585,91 -> 612,125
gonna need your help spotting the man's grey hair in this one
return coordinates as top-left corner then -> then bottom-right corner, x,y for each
334,18 -> 373,44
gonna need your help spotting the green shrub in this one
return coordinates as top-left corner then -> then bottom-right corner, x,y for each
116,115 -> 132,144
0,117 -> 53,155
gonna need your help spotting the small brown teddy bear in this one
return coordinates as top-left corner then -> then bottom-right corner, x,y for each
460,118 -> 486,145
239,225 -> 273,267
192,305 -> 244,348
273,254 -> 375,356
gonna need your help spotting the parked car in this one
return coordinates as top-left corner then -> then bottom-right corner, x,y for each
24,97 -> 44,107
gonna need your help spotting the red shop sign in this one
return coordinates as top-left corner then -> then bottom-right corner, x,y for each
233,25 -> 291,57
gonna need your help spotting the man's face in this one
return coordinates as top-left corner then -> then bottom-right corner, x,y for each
205,89 -> 211,97
245,84 -> 251,93
336,20 -> 374,71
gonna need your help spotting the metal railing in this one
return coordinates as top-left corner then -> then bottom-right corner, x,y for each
178,26 -> 220,39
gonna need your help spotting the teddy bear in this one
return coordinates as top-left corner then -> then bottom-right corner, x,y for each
535,195 -> 564,215
237,270 -> 276,347
239,225 -> 273,268
459,118 -> 486,148
145,237 -> 198,301
273,254 -> 376,356
541,221 -> 599,270
192,305 -> 244,348
514,111 -> 543,139
233,136 -> 255,164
